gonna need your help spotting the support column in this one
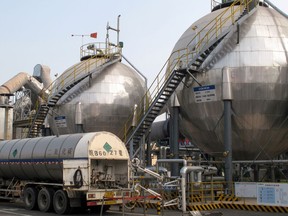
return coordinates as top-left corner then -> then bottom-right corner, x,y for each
222,67 -> 233,193
0,94 -> 13,141
271,165 -> 276,182
146,133 -> 152,166
253,165 -> 259,182
169,93 -> 180,176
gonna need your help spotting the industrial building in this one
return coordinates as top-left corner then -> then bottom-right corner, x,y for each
0,0 -> 288,215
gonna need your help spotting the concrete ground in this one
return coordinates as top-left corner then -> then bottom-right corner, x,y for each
0,200 -> 285,216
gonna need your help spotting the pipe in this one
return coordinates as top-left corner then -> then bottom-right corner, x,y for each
150,119 -> 169,141
0,72 -> 30,94
75,102 -> 83,133
264,0 -> 288,19
117,15 -> 121,50
0,72 -> 49,98
233,160 -> 288,164
75,102 -> 82,125
186,159 -> 288,164
160,146 -> 169,159
25,76 -> 49,98
180,166 -> 204,212
33,64 -> 52,88
131,104 -> 138,127
156,159 -> 187,175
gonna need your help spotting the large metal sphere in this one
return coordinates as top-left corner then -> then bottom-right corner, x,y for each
168,5 -> 288,160
48,61 -> 145,135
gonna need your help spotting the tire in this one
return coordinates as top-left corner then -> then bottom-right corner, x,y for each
23,187 -> 38,210
38,188 -> 54,212
53,189 -> 71,215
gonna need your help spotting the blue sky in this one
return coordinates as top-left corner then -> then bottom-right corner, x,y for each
0,0 -> 287,86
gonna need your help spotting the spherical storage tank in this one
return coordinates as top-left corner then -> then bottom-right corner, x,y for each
168,2 -> 288,160
48,45 -> 146,136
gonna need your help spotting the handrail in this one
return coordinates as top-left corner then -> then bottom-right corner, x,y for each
40,44 -> 121,103
27,44 -> 122,137
117,0 -> 257,143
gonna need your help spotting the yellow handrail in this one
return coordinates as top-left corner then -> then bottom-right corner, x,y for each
118,0 -> 257,143
40,43 -> 121,103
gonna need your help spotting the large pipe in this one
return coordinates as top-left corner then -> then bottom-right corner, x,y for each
150,119 -> 169,141
0,72 -> 49,98
180,166 -> 204,212
33,64 -> 52,88
0,72 -> 30,94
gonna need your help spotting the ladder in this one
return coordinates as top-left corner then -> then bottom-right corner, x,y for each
0,177 -> 19,200
27,54 -> 121,138
119,0 -> 259,157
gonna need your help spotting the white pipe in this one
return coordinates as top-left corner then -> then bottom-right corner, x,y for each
180,166 -> 204,213
33,64 -> 52,88
0,72 -> 49,99
156,159 -> 187,174
0,72 -> 29,94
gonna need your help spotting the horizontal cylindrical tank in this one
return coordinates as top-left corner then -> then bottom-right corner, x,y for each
0,132 -> 129,182
168,4 -> 288,160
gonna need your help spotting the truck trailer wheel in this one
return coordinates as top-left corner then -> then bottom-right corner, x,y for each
53,189 -> 71,215
38,188 -> 54,212
23,187 -> 38,210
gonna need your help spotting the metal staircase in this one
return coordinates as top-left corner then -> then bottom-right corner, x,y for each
27,53 -> 121,138
119,0 -> 259,157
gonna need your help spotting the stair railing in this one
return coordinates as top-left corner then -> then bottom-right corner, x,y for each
27,44 -> 122,137
47,44 -> 121,101
118,0 -> 258,144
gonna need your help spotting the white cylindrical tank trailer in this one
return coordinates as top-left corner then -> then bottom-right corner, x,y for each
0,131 -> 131,214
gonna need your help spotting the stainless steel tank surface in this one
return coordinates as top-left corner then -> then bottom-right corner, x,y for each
168,5 -> 288,160
48,61 -> 146,135
0,132 -> 129,181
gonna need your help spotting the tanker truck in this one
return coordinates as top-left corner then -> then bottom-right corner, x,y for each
0,131 -> 131,214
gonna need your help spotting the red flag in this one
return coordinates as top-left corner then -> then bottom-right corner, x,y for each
90,32 -> 97,38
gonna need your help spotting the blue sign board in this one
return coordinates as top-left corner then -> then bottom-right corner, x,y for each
54,116 -> 67,128
193,85 -> 216,103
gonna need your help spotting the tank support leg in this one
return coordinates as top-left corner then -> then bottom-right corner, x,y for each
222,67 -> 233,193
169,99 -> 180,176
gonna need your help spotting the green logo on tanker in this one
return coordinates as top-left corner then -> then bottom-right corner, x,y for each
103,142 -> 112,152
12,149 -> 18,158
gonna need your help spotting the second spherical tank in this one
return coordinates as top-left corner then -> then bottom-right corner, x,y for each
48,55 -> 145,136
168,3 -> 288,160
